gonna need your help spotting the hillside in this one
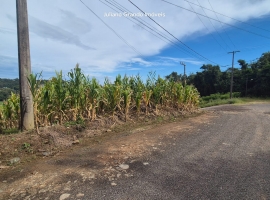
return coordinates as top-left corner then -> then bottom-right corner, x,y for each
0,78 -> 19,101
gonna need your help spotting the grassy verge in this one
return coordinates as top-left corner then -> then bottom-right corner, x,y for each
200,94 -> 270,108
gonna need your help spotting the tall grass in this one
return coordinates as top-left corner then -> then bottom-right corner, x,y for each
199,92 -> 270,108
0,65 -> 200,131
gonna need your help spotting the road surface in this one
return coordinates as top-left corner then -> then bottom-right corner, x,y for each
1,103 -> 270,200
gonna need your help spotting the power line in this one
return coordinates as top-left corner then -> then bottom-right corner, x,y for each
207,0 -> 236,48
79,0 -> 142,56
128,0 -> 218,65
240,44 -> 270,51
102,0 -> 172,45
188,1 -> 227,51
161,0 -> 270,40
182,0 -> 270,33
99,0 -> 168,44
109,0 -> 163,34
196,0 -> 230,50
102,0 -> 207,60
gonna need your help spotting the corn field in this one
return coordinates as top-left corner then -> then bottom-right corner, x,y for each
0,64 -> 200,131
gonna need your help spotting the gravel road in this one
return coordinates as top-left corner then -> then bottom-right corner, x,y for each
2,103 -> 270,200
77,103 -> 270,200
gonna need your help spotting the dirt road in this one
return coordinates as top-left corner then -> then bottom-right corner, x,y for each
1,103 -> 270,199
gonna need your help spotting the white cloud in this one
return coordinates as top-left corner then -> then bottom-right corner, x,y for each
0,0 -> 270,79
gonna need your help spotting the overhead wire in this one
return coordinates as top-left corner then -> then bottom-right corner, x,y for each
110,1 -> 265,69
79,0 -> 143,56
182,0 -> 270,33
161,0 -> 270,40
128,0 -> 219,65
196,0 -> 230,50
99,0 -> 168,44
103,0 -> 208,60
110,0 -> 159,31
207,0 -> 236,48
187,1 -> 227,51
79,0 -> 214,71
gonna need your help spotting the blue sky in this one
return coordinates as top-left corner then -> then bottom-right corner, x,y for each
0,0 -> 270,82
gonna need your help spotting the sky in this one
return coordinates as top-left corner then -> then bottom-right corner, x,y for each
1,0 -> 270,82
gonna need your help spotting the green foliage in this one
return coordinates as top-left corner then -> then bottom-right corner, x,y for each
0,65 -> 200,131
0,88 -> 17,101
0,78 -> 19,91
178,52 -> 270,97
165,71 -> 182,82
1,128 -> 20,134
200,92 -> 243,107
22,142 -> 33,153
0,92 -> 20,130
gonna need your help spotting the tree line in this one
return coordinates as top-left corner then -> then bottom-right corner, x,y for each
1,51 -> 269,101
166,52 -> 270,97
0,78 -> 19,101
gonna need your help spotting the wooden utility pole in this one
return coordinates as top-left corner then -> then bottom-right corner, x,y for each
16,0 -> 34,130
228,51 -> 240,99
180,62 -> 186,85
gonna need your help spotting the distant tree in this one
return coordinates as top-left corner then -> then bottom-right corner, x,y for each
192,64 -> 222,96
165,71 -> 182,82
0,88 -> 16,101
238,59 -> 248,71
165,51 -> 270,97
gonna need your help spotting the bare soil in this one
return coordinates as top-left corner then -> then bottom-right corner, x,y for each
0,108 -> 205,199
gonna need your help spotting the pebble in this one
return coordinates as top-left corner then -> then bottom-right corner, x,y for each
64,187 -> 71,191
76,193 -> 84,198
10,157 -> 20,164
42,152 -> 50,156
72,140 -> 80,144
39,189 -> 47,193
143,162 -> 149,165
24,195 -> 31,200
111,182 -> 117,186
119,164 -> 129,170
59,193 -> 70,200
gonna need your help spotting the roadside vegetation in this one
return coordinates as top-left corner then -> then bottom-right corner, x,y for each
0,52 -> 269,168
166,51 -> 270,98
199,92 -> 270,108
199,92 -> 239,107
164,51 -> 270,108
0,64 -> 200,133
